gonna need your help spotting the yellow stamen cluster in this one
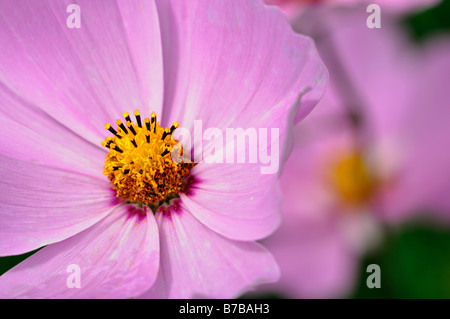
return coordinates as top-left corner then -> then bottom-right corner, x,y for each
329,151 -> 376,207
102,110 -> 194,207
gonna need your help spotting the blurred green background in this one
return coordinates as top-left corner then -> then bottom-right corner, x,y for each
1,0 -> 450,299
402,0 -> 450,43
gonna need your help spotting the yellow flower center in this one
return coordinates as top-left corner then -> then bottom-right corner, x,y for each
102,111 -> 195,208
329,151 -> 376,207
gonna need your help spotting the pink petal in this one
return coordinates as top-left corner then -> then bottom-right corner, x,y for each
261,213 -> 358,298
292,5 -> 418,142
320,9 -> 418,140
263,0 -> 306,21
0,118 -> 104,178
259,134 -> 373,298
0,154 -> 116,256
294,6 -> 450,222
154,0 -> 326,128
0,205 -> 159,298
154,0 -> 326,241
376,39 -> 450,222
0,0 -> 164,145
182,164 -> 281,241
140,206 -> 279,299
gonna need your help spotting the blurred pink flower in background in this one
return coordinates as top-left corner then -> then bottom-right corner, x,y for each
0,0 -> 327,298
264,0 -> 441,20
260,3 -> 450,298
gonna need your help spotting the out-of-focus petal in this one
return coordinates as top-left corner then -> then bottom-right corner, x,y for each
0,205 -> 159,298
260,122 -> 373,298
376,38 -> 450,222
262,212 -> 358,298
293,5 -> 450,222
293,5 -> 417,141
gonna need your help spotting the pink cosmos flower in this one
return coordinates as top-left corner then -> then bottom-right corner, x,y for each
264,0 -> 440,20
260,6 -> 450,298
0,0 -> 327,298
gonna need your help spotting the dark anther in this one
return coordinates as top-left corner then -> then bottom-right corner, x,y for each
135,112 -> 142,128
106,124 -> 121,139
124,113 -> 132,124
127,121 -> 137,135
114,146 -> 123,153
161,149 -> 170,156
118,122 -> 128,134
